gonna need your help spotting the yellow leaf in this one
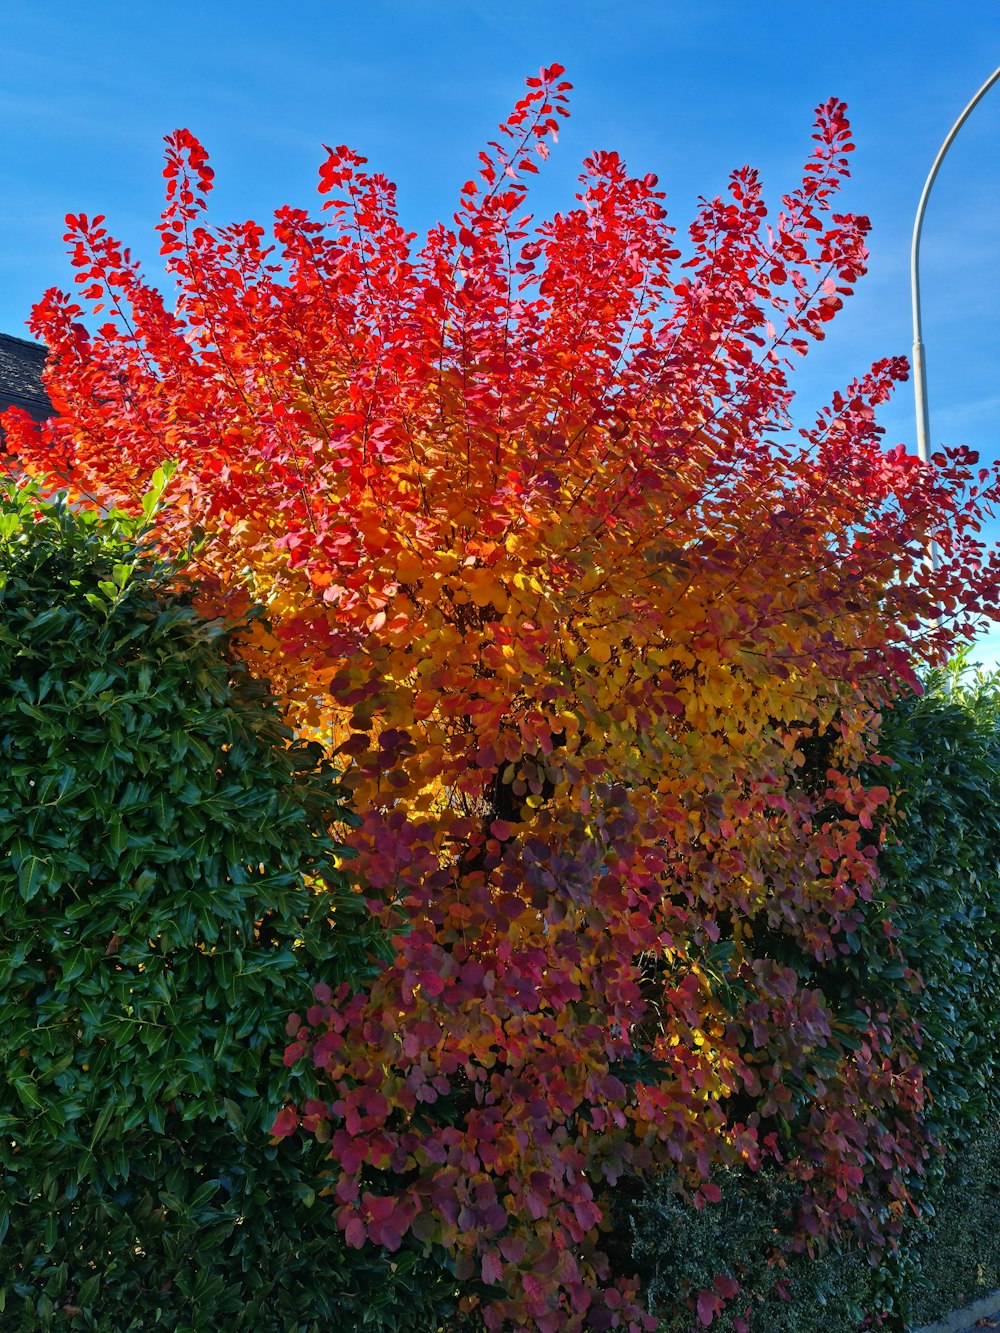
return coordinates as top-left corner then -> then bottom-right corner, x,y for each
395,551 -> 424,584
586,636 -> 613,664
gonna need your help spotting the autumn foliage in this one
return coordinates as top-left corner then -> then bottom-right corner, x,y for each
5,65 -> 1000,1330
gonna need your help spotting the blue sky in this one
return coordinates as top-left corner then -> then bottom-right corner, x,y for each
2,1 -> 997,664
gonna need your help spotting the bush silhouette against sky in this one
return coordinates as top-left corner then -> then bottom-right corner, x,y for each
3,0 -> 997,657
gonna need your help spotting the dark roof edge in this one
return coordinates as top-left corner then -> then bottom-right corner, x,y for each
0,332 -> 47,354
1,391 -> 52,410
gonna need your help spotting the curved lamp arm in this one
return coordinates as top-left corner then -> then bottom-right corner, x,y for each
911,65 -> 1000,467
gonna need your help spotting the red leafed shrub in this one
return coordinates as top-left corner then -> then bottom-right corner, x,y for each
5,64 -> 1000,1331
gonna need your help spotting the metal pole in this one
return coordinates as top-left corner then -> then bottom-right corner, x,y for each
911,65 -> 1000,470
910,66 -> 1000,682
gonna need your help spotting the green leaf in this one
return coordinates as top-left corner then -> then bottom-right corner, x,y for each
141,461 -> 179,521
191,1179 -> 221,1209
223,1098 -> 245,1131
13,1076 -> 43,1111
17,855 -> 46,902
77,1273 -> 100,1305
88,1102 -> 116,1149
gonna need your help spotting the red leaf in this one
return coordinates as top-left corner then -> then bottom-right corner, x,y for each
269,1106 -> 299,1139
697,1290 -> 720,1326
481,1250 -> 503,1285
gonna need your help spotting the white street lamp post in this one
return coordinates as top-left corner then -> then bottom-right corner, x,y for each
909,66 -> 999,678
911,65 -> 1000,473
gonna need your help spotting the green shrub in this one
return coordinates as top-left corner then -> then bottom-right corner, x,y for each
873,659 -> 1000,1150
620,1166 -> 877,1333
0,480 -> 465,1331
863,659 -> 1000,1323
908,1112 -> 1000,1327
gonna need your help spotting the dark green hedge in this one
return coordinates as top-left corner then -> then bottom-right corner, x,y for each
0,480 -> 464,1331
620,661 -> 1000,1331
622,1165 -> 876,1333
872,660 -> 1000,1152
908,1112 -> 1000,1327
868,660 -> 1000,1325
